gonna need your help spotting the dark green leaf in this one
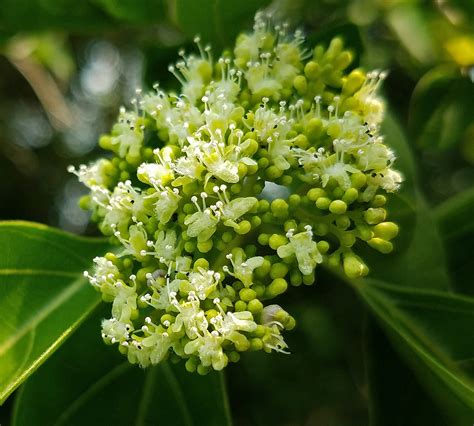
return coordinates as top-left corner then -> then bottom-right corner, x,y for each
169,0 -> 270,48
0,0 -> 113,33
92,0 -> 166,24
358,113 -> 451,290
354,279 -> 474,423
230,273 -> 369,426
409,67 -> 474,150
447,1 -> 474,27
12,305 -> 233,426
0,221 -> 110,404
435,187 -> 474,294
365,317 -> 452,426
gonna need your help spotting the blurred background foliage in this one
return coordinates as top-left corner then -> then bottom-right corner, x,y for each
0,0 -> 473,425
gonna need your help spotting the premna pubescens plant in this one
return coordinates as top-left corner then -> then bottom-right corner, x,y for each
3,4 -> 474,425
70,13 -> 402,374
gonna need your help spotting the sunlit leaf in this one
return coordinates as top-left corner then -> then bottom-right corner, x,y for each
0,221 -> 110,404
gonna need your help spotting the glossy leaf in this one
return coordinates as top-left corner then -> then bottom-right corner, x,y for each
0,221 -> 110,404
12,305 -> 233,426
169,0 -> 270,48
358,113 -> 450,290
435,187 -> 474,294
354,279 -> 474,423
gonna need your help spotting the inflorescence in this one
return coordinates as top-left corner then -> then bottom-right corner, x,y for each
72,13 -> 402,374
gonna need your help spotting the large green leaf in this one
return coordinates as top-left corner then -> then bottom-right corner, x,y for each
0,0 -> 113,33
365,317 -> 452,426
92,0 -> 166,24
354,279 -> 474,423
358,113 -> 450,290
0,0 -> 164,33
409,67 -> 474,151
12,305 -> 233,426
0,221 -> 110,404
230,274 -> 369,425
435,187 -> 474,295
168,0 -> 270,48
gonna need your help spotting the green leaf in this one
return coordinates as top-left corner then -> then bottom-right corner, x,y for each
0,221 -> 110,404
169,0 -> 270,48
0,0 -> 165,32
358,113 -> 450,290
12,305 -> 233,426
409,66 -> 474,151
365,317 -> 452,426
0,0 -> 114,33
354,279 -> 474,423
92,0 -> 166,24
385,3 -> 437,65
435,187 -> 474,294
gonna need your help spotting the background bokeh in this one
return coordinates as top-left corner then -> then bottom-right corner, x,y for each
1,1 -> 473,425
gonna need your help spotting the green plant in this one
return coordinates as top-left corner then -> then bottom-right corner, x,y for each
1,2 -> 473,425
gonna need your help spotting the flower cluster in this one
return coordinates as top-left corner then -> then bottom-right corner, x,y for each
72,13 -> 402,374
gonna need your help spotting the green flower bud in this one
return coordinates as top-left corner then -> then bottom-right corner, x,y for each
248,299 -> 263,314
342,188 -> 358,204
266,278 -> 288,298
329,200 -> 347,214
307,188 -> 326,201
364,208 -> 387,225
270,262 -> 289,279
268,234 -> 288,250
373,222 -> 399,240
367,237 -> 394,254
240,288 -> 257,302
343,253 -> 369,278
316,197 -> 332,210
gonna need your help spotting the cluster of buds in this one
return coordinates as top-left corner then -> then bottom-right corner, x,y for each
72,13 -> 402,373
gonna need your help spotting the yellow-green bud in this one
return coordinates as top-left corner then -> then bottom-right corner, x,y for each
240,288 -> 257,302
368,238 -> 393,254
329,200 -> 347,214
364,208 -> 386,225
266,278 -> 288,298
343,254 -> 369,278
373,222 -> 399,240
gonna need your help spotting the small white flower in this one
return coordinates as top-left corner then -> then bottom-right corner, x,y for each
277,226 -> 322,275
